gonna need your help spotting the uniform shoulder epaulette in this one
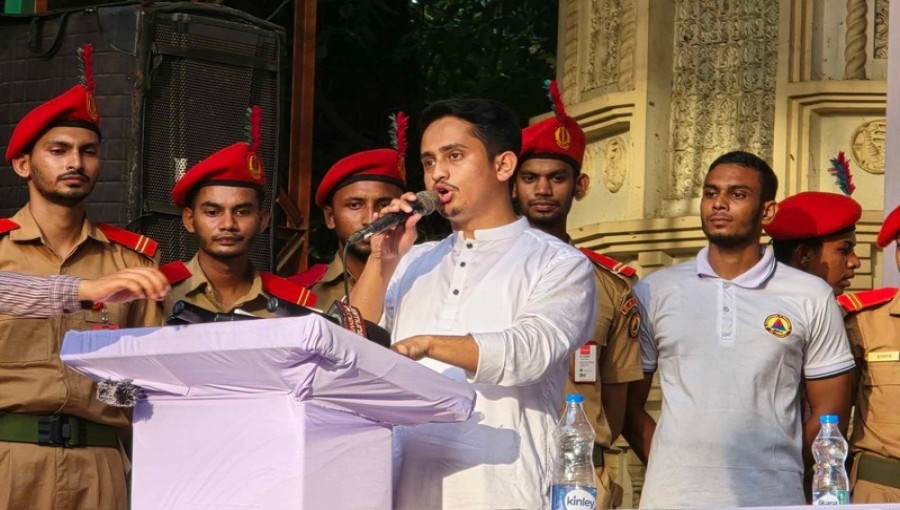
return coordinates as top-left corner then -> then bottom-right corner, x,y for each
97,223 -> 159,260
286,263 -> 328,289
159,261 -> 192,285
261,272 -> 318,308
579,248 -> 637,278
0,218 -> 20,236
838,287 -> 898,314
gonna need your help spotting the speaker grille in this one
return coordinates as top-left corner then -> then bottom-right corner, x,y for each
140,11 -> 283,268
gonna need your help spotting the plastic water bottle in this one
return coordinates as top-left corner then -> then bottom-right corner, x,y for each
812,414 -> 850,505
550,394 -> 597,510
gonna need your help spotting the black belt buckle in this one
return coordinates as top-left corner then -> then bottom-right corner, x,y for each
37,415 -> 86,448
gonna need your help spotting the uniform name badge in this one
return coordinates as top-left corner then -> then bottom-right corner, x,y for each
866,350 -> 899,362
574,341 -> 598,383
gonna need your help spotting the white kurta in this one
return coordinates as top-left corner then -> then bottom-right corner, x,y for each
634,246 -> 855,509
382,217 -> 597,510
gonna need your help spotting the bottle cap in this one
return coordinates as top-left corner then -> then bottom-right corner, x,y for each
565,394 -> 585,404
819,414 -> 839,424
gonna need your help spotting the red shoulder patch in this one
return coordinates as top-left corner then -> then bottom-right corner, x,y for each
97,223 -> 159,259
579,248 -> 636,278
286,264 -> 328,289
159,261 -> 192,285
0,218 -> 20,235
261,272 -> 317,308
838,287 -> 898,314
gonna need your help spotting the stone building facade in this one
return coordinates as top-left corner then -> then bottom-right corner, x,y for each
552,1 -> 891,505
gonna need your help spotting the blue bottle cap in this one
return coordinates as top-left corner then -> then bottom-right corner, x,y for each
819,414 -> 839,424
565,394 -> 585,404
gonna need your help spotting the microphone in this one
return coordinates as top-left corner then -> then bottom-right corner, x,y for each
346,190 -> 439,245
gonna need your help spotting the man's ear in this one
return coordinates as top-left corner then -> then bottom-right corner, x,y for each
258,210 -> 271,234
182,207 -> 196,233
323,205 -> 336,230
792,244 -> 812,269
495,151 -> 518,183
575,172 -> 590,200
11,155 -> 31,179
760,200 -> 778,226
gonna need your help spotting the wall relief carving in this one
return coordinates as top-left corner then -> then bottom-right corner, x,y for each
667,0 -> 778,199
850,119 -> 887,174
601,137 -> 629,193
874,0 -> 889,60
584,0 -> 623,93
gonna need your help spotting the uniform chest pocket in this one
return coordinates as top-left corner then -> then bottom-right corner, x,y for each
863,359 -> 899,386
862,361 -> 900,424
0,315 -> 51,363
63,303 -> 129,331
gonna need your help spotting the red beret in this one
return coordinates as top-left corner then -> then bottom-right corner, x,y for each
520,80 -> 586,171
877,204 -> 900,248
171,106 -> 266,208
315,112 -> 408,208
5,45 -> 99,163
765,191 -> 861,240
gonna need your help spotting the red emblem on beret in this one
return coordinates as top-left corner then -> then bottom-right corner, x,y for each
315,112 -> 408,207
5,44 -> 100,163
877,204 -> 900,248
765,191 -> 861,240
171,106 -> 266,208
521,80 -> 586,171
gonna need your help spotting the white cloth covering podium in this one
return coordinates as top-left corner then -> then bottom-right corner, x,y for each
61,315 -> 476,510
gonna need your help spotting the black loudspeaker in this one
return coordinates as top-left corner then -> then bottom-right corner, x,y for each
0,3 -> 286,270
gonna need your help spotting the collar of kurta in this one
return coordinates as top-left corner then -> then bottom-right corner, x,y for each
452,216 -> 530,243
695,245 -> 776,289
9,205 -> 106,247
181,253 -> 266,305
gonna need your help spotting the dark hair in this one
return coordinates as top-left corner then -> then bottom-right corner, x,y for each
420,99 -> 521,160
185,183 -> 265,209
771,238 -> 823,264
707,151 -> 778,202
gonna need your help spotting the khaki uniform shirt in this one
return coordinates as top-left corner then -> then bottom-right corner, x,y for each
0,206 -> 161,426
310,256 -> 355,309
565,262 -> 644,449
162,253 -> 275,320
846,290 -> 900,461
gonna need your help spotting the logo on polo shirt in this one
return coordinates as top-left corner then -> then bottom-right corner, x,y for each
764,314 -> 792,338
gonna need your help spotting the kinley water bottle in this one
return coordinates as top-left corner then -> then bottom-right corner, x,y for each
812,414 -> 850,505
551,394 -> 597,510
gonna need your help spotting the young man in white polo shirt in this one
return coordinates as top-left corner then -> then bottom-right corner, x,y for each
352,98 -> 596,510
628,151 -> 854,508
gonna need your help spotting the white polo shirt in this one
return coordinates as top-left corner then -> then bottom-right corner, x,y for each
634,246 -> 854,509
382,217 -> 597,510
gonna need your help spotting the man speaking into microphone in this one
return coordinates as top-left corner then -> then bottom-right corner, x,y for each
351,98 -> 597,510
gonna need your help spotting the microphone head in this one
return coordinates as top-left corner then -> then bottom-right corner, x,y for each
414,190 -> 440,216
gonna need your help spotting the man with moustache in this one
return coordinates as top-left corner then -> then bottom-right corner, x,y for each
351,99 -> 596,509
0,44 -> 163,509
300,113 -> 407,305
766,191 -> 862,296
838,205 -> 900,503
161,107 -> 314,318
513,80 -> 642,508
628,151 -> 854,508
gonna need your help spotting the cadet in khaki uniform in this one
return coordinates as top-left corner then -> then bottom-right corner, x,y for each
297,113 -> 407,306
161,107 -> 314,319
0,44 -> 163,509
512,80 -> 643,509
838,205 -> 900,503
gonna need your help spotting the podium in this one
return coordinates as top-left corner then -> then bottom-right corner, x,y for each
61,316 -> 475,510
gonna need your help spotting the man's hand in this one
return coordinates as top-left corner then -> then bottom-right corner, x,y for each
78,268 -> 171,303
369,192 -> 423,262
391,334 -> 479,373
391,335 -> 431,360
